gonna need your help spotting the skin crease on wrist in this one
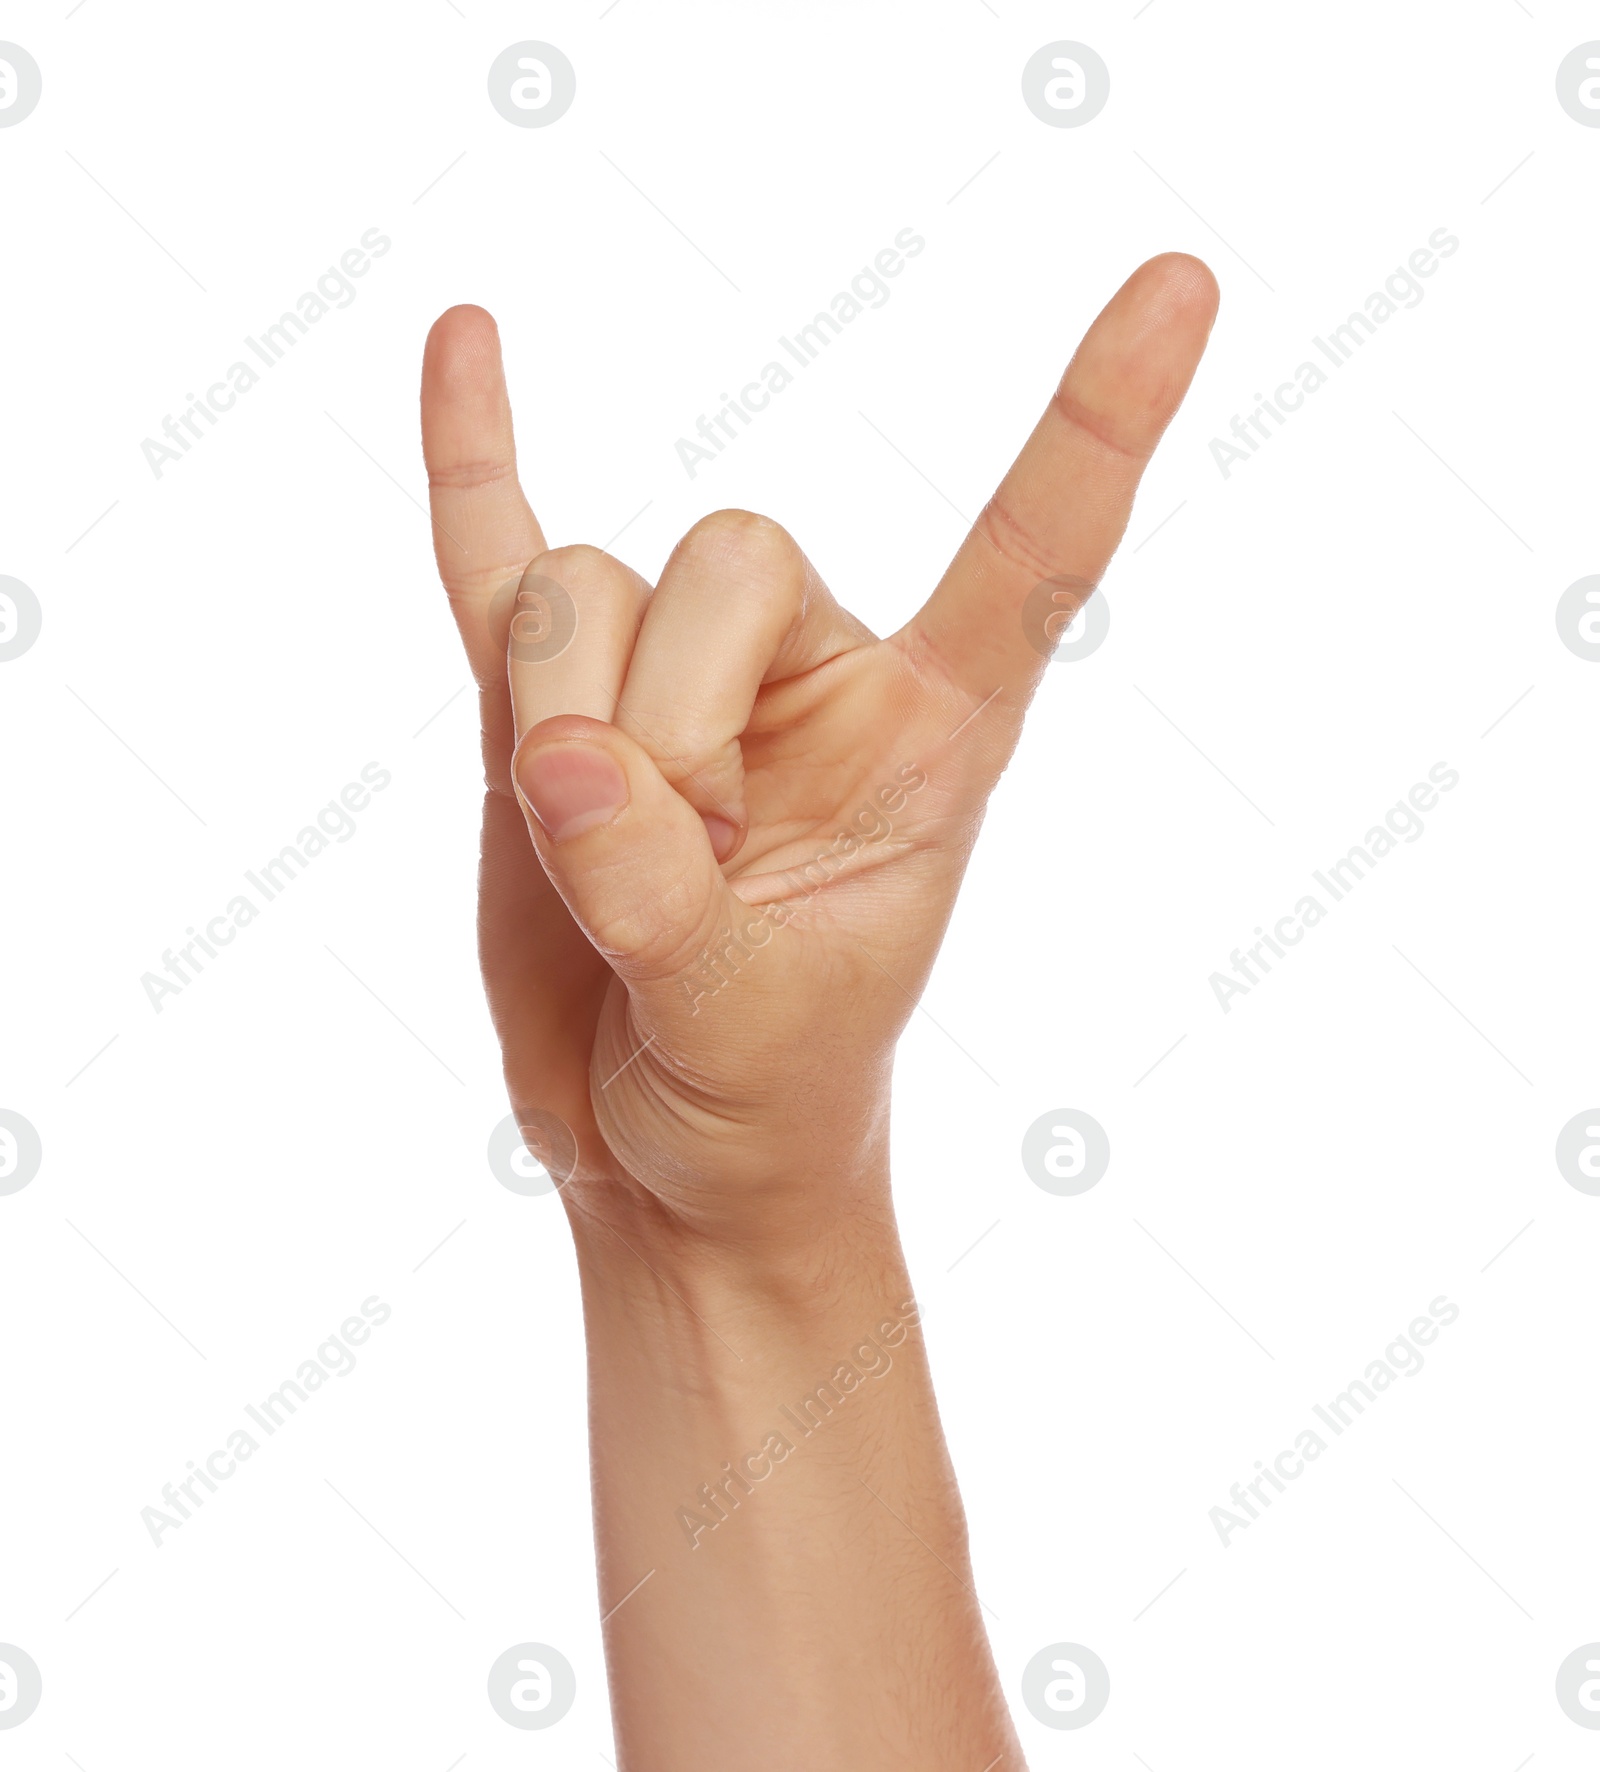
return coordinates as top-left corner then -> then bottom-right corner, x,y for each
420,250 -> 1219,1769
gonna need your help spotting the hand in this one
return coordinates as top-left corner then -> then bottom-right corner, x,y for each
420,254 -> 1218,1253
423,253 -> 1218,1771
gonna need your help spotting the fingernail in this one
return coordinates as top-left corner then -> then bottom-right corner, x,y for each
515,744 -> 629,843
702,814 -> 739,861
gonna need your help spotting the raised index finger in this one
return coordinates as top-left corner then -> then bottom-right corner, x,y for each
897,252 -> 1218,698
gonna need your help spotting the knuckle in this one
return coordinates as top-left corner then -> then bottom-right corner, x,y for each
670,511 -> 809,637
588,875 -> 721,982
973,495 -> 1067,585
426,458 -> 518,493
522,545 -> 646,624
679,508 -> 801,576
525,542 -> 613,593
648,734 -> 744,805
685,505 -> 779,542
1049,383 -> 1151,463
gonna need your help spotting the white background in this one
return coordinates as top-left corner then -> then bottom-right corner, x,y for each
2,2 -> 1598,1766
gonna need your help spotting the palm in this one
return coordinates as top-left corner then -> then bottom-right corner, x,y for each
479,631 -> 990,1202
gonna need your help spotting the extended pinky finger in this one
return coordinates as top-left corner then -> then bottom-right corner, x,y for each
421,305 -> 546,693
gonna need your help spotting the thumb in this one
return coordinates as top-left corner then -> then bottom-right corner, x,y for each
511,715 -> 734,994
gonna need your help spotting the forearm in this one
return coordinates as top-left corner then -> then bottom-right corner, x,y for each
571,1187 -> 1023,1771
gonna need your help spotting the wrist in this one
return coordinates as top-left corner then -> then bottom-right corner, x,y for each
564,1175 -> 918,1383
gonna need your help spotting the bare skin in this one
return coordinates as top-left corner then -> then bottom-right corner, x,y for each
421,251 -> 1218,1770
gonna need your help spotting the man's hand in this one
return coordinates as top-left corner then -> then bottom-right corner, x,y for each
422,254 -> 1216,1772
420,253 -> 1219,1253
